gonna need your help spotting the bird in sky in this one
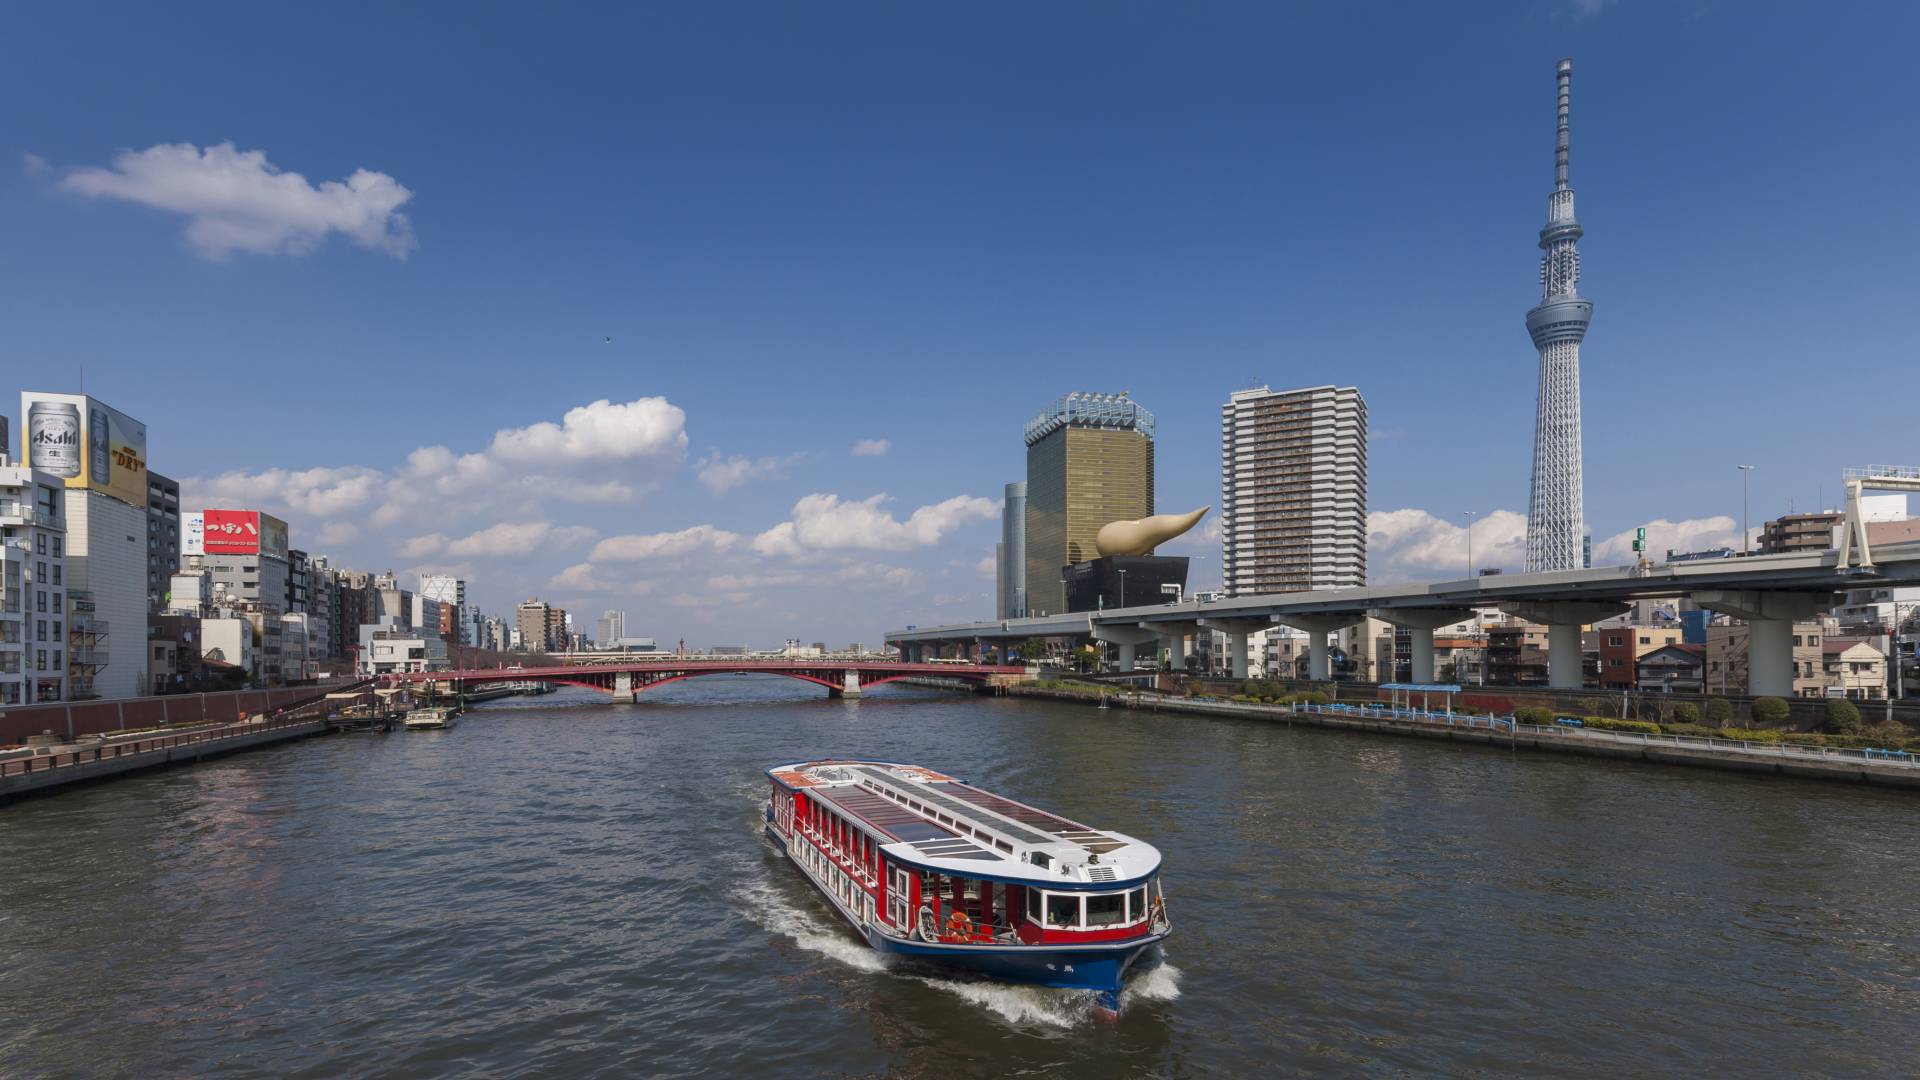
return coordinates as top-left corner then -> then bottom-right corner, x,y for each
602,336 -> 613,343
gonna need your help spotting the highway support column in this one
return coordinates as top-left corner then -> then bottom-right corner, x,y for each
1199,617 -> 1271,679
1275,615 -> 1363,682
1501,602 -> 1631,690
1692,590 -> 1840,698
1092,624 -> 1160,672
1371,608 -> 1476,684
1147,621 -> 1202,672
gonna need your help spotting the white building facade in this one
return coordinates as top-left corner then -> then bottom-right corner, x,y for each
1220,384 -> 1367,596
1,462 -> 69,704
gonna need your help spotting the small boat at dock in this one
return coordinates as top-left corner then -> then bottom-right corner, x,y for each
765,759 -> 1170,1010
401,707 -> 459,730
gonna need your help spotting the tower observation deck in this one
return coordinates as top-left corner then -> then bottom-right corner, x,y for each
1524,58 -> 1593,573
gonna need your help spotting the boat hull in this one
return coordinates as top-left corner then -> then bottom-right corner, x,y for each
766,821 -> 1163,1009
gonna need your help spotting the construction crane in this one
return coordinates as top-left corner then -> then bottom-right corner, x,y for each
1837,465 -> 1920,570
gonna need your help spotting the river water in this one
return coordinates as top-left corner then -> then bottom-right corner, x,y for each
3,677 -> 1918,1077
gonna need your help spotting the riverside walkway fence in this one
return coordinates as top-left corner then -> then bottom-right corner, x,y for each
1025,685 -> 1920,787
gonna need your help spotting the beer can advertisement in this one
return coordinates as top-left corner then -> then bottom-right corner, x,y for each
18,391 -> 148,507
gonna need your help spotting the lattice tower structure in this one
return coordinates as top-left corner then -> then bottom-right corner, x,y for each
1524,58 -> 1594,572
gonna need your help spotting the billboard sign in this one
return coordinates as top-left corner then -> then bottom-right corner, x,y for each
19,392 -> 148,508
182,510 -> 205,556
199,509 -> 291,559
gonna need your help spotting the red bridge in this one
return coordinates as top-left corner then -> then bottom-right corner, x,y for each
384,660 -> 1029,700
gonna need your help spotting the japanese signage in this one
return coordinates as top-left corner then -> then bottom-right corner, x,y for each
200,509 -> 291,559
182,510 -> 205,556
19,392 -> 149,508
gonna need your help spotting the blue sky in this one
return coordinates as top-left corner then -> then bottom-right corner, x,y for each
4,1 -> 1916,646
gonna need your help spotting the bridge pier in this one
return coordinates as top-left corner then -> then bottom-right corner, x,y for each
1693,590 -> 1840,698
836,670 -> 863,699
1502,601 -> 1631,689
1092,624 -> 1160,672
1148,620 -> 1201,672
1200,617 -> 1270,679
613,671 -> 638,703
1275,615 -> 1362,682
1371,608 -> 1475,684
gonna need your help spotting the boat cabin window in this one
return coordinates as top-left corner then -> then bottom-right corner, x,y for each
1027,851 -> 1052,870
1025,888 -> 1040,923
1085,892 -> 1125,927
1046,893 -> 1080,929
1128,887 -> 1147,922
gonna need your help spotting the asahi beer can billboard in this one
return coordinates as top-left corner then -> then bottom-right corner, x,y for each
19,392 -> 148,508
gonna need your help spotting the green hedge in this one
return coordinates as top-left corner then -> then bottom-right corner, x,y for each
1515,706 -> 1555,725
1749,697 -> 1790,725
1581,716 -> 1662,735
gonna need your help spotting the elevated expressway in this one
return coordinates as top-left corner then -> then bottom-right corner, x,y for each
886,543 -> 1920,698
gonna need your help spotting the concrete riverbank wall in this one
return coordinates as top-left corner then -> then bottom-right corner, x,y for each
0,682 -> 362,746
1012,685 -> 1920,790
0,715 -> 331,801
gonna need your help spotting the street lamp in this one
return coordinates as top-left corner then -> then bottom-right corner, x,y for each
1738,465 -> 1756,554
1462,511 -> 1478,578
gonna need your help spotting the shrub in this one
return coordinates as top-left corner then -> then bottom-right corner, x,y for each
1672,702 -> 1700,724
1864,721 -> 1912,746
1749,697 -> 1790,726
1582,717 -> 1661,735
1702,698 -> 1734,728
1515,706 -> 1555,725
1296,691 -> 1330,706
1825,699 -> 1863,735
1662,723 -> 1718,738
1720,727 -> 1783,743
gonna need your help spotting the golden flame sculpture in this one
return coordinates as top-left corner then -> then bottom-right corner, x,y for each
1094,506 -> 1210,557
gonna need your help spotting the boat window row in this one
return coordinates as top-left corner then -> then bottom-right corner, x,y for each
1024,884 -> 1155,929
798,834 -> 875,924
795,793 -> 879,885
861,780 -> 1016,855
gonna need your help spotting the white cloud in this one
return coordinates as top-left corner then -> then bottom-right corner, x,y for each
1591,516 -> 1746,564
752,493 -> 997,556
58,141 -> 415,260
22,153 -> 50,176
851,438 -> 891,457
406,522 -> 596,560
489,397 -> 688,466
185,465 -> 384,518
399,533 -> 450,559
695,451 -> 804,494
1368,507 -> 1529,580
314,521 -> 360,545
591,524 -> 740,562
975,555 -> 997,580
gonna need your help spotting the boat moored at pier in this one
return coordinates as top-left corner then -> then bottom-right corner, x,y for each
764,759 -> 1170,1010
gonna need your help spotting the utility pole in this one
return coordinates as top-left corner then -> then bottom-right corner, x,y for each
1463,511 -> 1478,579
1738,465 -> 1756,554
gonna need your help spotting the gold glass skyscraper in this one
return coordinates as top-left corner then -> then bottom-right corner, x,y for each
1022,393 -> 1155,616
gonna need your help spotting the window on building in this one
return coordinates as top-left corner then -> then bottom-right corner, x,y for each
36,620 -> 46,642
1639,636 -> 1651,645
50,538 -> 61,557
35,534 -> 46,555
50,566 -> 60,585
36,592 -> 46,613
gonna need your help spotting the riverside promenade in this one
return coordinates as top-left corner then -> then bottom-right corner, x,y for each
0,713 -> 330,801
1014,685 -> 1920,789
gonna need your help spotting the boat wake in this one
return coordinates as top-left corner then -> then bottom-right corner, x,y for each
741,788 -> 1176,1027
739,869 -> 1179,1027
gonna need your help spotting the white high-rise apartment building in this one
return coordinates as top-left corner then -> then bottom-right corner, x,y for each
1220,384 -> 1367,597
1,459 -> 70,704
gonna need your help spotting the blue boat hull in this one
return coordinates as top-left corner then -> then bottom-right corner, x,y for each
767,823 -> 1164,1009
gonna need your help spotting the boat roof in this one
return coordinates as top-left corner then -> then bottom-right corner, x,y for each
767,759 -> 1161,889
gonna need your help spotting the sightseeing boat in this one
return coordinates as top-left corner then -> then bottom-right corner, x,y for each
764,759 -> 1170,1009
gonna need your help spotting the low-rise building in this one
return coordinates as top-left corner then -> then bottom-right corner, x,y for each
1635,643 -> 1706,694
1487,620 -> 1550,686
1598,625 -> 1686,689
1821,638 -> 1885,700
357,619 -> 450,675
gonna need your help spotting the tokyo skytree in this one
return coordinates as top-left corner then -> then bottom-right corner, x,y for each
1523,58 -> 1593,573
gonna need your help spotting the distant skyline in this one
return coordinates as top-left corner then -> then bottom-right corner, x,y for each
4,2 -> 1917,645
